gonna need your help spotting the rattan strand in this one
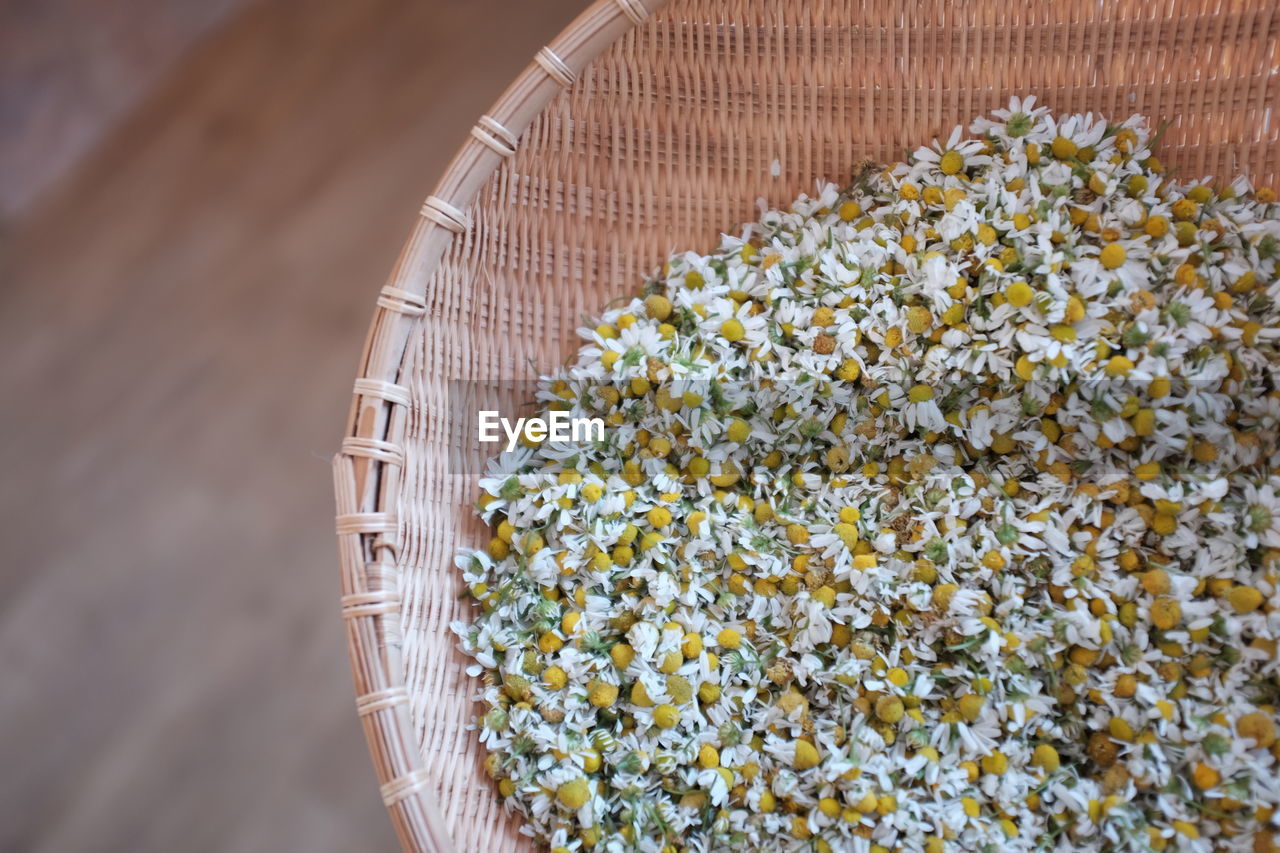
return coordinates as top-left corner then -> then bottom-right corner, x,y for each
335,1 -> 1279,849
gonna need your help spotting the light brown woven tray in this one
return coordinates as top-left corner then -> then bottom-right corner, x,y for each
333,1 -> 1279,849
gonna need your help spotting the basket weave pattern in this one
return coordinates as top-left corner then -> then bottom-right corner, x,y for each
334,1 -> 1279,849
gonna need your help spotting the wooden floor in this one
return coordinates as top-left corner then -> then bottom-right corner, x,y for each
0,0 -> 249,218
0,0 -> 584,850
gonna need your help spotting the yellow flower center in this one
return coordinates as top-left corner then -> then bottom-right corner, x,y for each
939,150 -> 965,175
908,384 -> 934,403
1099,242 -> 1127,270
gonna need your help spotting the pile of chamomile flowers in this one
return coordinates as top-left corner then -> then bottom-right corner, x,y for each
452,98 -> 1280,853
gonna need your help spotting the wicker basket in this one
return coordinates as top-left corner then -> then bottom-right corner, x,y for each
333,1 -> 1279,849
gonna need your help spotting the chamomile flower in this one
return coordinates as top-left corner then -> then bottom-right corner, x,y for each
971,94 -> 1052,143
1241,481 -> 1280,549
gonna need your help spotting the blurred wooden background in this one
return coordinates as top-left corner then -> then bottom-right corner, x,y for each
0,0 -> 583,850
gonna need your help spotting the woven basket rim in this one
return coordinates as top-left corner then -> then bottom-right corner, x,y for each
332,1 -> 668,850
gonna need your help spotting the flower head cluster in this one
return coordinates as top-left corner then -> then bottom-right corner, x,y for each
453,99 -> 1280,853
